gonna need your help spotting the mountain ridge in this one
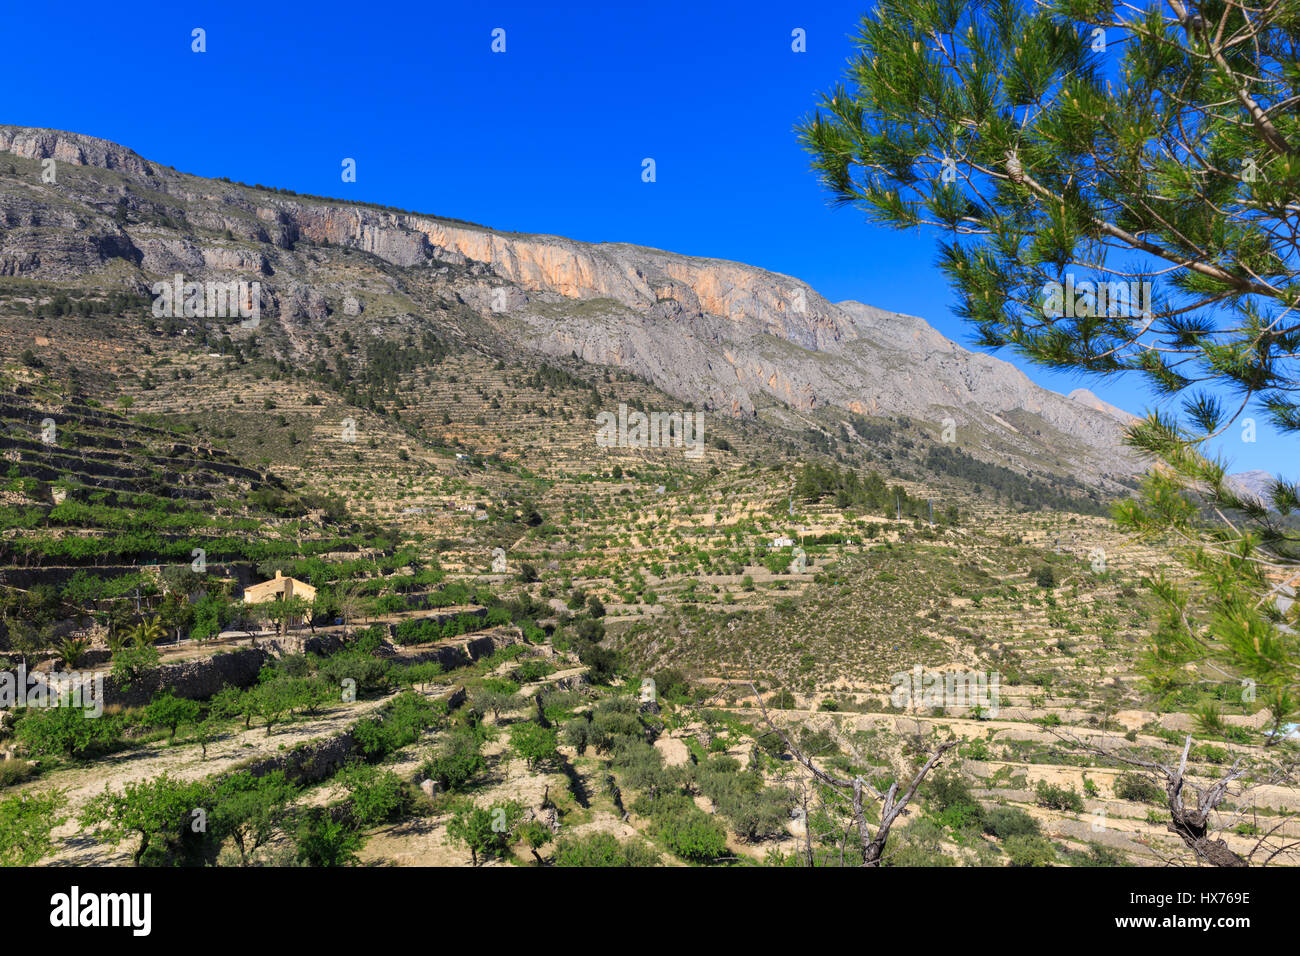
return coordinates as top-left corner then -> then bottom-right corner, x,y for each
0,124 -> 1140,485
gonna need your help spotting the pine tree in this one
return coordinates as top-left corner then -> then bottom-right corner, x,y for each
801,0 -> 1300,866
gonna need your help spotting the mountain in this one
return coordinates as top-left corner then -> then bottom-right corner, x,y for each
0,125 -> 1140,486
1067,388 -> 1139,425
1226,469 -> 1276,504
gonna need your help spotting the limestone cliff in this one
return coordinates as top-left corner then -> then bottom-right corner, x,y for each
0,125 -> 1141,482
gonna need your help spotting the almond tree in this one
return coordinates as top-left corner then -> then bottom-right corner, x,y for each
748,682 -> 957,865
801,0 -> 1299,864
80,774 -> 208,866
0,790 -> 67,866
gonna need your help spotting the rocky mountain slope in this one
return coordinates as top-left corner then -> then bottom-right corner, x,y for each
0,125 -> 1140,484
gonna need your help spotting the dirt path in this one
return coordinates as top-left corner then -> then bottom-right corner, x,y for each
32,692 -> 406,866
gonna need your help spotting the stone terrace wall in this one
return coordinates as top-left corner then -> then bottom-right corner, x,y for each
388,626 -> 521,671
102,647 -> 267,708
96,626 -> 518,708
240,685 -> 467,785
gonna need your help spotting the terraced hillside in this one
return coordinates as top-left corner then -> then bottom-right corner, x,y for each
0,130 -> 1295,871
0,370 -> 368,601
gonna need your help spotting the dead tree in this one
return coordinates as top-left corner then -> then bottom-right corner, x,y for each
1053,729 -> 1299,867
1163,737 -> 1248,867
789,783 -> 807,866
747,681 -> 957,866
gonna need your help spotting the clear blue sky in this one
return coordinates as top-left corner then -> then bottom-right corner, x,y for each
9,0 -> 1290,475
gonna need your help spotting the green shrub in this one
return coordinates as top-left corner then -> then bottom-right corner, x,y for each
351,692 -> 437,760
422,728 -> 486,791
209,770 -> 298,865
295,809 -> 362,866
642,794 -> 728,863
651,667 -> 691,701
79,772 -> 209,866
314,650 -> 392,696
983,806 -> 1041,841
0,759 -> 39,788
1004,834 -> 1057,866
508,722 -> 558,769
1034,780 -> 1084,812
15,703 -> 121,760
445,799 -> 522,865
553,832 -> 660,867
339,763 -> 409,827
0,788 -> 66,865
1113,772 -> 1165,804
884,818 -> 954,867
111,645 -> 160,687
513,659 -> 555,683
142,690 -> 201,740
1191,743 -> 1230,764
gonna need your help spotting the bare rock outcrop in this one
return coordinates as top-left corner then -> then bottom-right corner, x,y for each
0,124 -> 1143,481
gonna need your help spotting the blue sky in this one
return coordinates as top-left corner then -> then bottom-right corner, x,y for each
9,0 -> 1290,475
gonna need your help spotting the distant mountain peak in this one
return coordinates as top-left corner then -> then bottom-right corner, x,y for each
1067,388 -> 1138,425
1226,469 -> 1276,503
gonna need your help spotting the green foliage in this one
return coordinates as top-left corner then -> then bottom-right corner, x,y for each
0,759 -> 37,788
582,696 -> 649,755
651,796 -> 729,864
393,612 -> 489,645
0,789 -> 67,866
962,737 -> 991,761
350,691 -> 437,761
422,727 -> 486,791
575,640 -> 619,683
512,659 -> 555,683
314,650 -> 392,696
1004,834 -> 1058,867
634,791 -> 728,864
111,644 -> 160,687
982,807 -> 1041,842
142,690 -> 201,740
652,667 -> 692,702
470,681 -> 520,722
209,770 -> 298,865
794,462 -> 918,517
689,755 -> 795,843
1034,780 -> 1084,813
508,721 -> 558,769
1113,772 -> 1165,805
884,818 -> 954,867
79,772 -> 209,866
927,771 -> 985,832
553,832 -> 660,867
925,445 -> 1106,515
445,799 -> 523,866
295,809 -> 362,867
338,763 -> 408,827
15,702 -> 120,760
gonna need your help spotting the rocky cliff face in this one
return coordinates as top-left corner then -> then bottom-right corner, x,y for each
0,125 -> 1141,482
1225,469 -> 1277,505
0,127 -> 155,178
